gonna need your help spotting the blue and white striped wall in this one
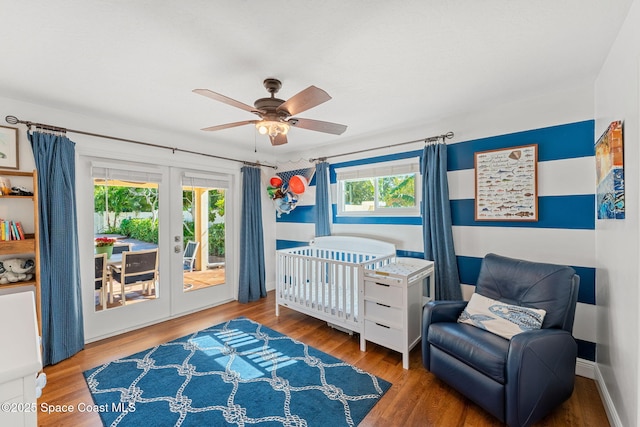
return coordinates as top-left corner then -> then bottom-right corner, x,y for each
275,120 -> 597,363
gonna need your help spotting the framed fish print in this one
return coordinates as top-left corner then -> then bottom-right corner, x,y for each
474,144 -> 538,221
0,126 -> 19,170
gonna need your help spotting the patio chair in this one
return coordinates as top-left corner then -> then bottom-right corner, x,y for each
94,253 -> 108,310
112,242 -> 133,255
183,241 -> 200,272
109,249 -> 159,305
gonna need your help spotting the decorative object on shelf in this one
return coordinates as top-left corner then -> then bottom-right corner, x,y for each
10,186 -> 33,196
474,144 -> 538,221
0,257 -> 35,284
595,120 -> 624,219
0,126 -> 18,170
0,176 -> 11,195
95,236 -> 117,259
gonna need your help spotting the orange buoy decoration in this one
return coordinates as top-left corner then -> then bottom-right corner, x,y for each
288,175 -> 308,195
269,176 -> 283,187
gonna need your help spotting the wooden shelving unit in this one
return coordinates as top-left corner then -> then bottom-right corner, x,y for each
0,169 -> 41,334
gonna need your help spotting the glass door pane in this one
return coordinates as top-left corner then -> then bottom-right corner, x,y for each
182,185 -> 226,292
93,177 -> 160,311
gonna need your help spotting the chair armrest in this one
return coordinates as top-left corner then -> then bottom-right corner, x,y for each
506,329 -> 577,426
423,300 -> 468,324
422,300 -> 468,370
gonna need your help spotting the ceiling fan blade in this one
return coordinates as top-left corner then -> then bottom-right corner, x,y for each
201,120 -> 257,131
277,86 -> 331,116
193,89 -> 263,114
289,118 -> 347,135
270,133 -> 288,146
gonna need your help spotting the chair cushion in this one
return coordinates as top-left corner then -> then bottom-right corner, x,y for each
428,322 -> 510,384
458,293 -> 546,340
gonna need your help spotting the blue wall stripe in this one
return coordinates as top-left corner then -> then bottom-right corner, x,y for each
572,266 -> 596,305
334,214 -> 422,225
276,204 -> 315,223
447,120 -> 595,171
457,255 -> 484,286
451,195 -> 595,230
576,339 -> 596,362
329,150 -> 422,184
276,239 -> 309,250
457,256 -> 595,305
396,250 -> 425,259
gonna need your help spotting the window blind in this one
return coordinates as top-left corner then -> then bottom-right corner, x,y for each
182,172 -> 230,189
335,158 -> 420,181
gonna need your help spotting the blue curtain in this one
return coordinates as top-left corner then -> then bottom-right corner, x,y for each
421,143 -> 462,300
314,161 -> 331,237
238,166 -> 266,303
29,131 -> 84,365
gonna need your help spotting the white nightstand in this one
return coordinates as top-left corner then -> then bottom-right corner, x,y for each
0,291 -> 42,427
362,257 -> 435,369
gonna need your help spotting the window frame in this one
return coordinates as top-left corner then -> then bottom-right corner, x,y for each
335,157 -> 421,217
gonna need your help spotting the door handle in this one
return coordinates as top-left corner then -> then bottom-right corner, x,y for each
174,245 -> 182,253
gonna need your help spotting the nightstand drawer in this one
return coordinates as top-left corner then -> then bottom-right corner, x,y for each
364,280 -> 402,306
364,320 -> 402,351
364,300 -> 402,329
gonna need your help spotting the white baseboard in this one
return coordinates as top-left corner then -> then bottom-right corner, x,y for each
594,363 -> 623,427
575,358 -> 595,379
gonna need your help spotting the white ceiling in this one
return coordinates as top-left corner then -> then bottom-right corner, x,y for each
0,1 -> 633,157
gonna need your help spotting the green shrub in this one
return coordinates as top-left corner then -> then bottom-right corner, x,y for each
119,218 -> 159,243
209,223 -> 225,257
182,220 -> 225,257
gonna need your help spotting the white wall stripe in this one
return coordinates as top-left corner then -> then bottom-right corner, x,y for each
573,303 -> 597,343
452,226 -> 596,267
447,156 -> 596,200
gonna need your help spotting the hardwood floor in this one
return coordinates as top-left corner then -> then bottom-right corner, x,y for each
40,291 -> 609,426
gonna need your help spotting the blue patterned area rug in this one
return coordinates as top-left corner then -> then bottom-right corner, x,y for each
84,317 -> 391,426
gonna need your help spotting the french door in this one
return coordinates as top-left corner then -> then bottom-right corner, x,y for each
81,158 -> 236,342
168,168 -> 235,316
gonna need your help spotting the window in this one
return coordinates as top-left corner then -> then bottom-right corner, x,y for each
336,158 -> 420,216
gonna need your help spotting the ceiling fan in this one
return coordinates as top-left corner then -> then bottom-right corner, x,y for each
193,78 -> 347,146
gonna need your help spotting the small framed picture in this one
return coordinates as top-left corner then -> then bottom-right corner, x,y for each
0,126 -> 19,170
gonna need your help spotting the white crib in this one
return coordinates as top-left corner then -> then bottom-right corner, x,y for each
275,236 -> 395,350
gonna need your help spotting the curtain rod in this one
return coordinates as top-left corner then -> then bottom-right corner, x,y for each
309,131 -> 454,162
5,115 -> 277,169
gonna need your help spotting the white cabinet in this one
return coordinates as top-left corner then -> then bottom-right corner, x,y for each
362,258 -> 434,369
0,292 -> 42,427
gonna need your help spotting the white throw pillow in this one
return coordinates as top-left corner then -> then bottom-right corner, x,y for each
458,293 -> 546,340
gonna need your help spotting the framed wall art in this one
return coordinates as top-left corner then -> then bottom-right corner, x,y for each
0,125 -> 19,170
595,120 -> 624,219
475,144 -> 538,221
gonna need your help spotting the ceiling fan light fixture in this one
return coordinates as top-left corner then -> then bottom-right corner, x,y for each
256,120 -> 289,137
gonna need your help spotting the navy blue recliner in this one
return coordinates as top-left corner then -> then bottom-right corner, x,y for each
422,253 -> 580,427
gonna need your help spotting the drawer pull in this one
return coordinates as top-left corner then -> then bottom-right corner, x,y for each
376,323 -> 390,329
376,302 -> 391,308
375,282 -> 390,287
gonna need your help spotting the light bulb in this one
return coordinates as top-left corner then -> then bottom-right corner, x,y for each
258,124 -> 268,135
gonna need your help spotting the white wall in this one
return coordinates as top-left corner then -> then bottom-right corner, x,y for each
594,1 -> 640,426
